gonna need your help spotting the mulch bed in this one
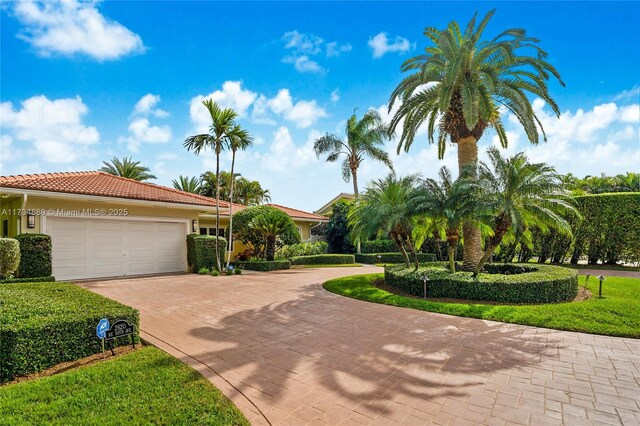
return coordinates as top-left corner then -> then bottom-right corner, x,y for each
373,279 -> 592,306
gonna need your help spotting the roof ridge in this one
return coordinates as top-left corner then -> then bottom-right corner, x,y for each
267,203 -> 324,218
0,171 -> 99,182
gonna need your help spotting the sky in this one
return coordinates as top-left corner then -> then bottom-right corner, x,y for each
1,1 -> 639,211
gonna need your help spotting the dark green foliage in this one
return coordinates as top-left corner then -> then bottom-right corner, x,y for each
235,260 -> 291,271
0,238 -> 20,279
187,235 -> 227,271
564,172 -> 639,195
361,239 -> 399,253
326,201 -> 355,254
356,253 -> 436,264
289,254 -> 355,265
384,263 -> 577,303
232,206 -> 299,259
15,234 -> 52,278
0,282 -> 139,382
1,276 -> 55,284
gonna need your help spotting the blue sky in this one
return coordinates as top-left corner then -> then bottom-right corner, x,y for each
1,1 -> 639,211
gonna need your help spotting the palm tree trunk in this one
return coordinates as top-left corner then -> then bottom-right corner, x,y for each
215,144 -> 222,271
404,234 -> 420,271
390,232 -> 409,267
266,236 -> 276,261
474,226 -> 509,275
433,232 -> 443,261
457,135 -> 482,271
446,233 -> 459,273
226,152 -> 237,268
352,167 -> 361,254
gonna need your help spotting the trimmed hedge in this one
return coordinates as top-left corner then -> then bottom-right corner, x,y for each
0,238 -> 20,279
0,276 -> 55,284
384,263 -> 578,304
0,282 -> 139,382
290,254 -> 355,265
356,252 -> 436,264
276,241 -> 328,259
361,240 -> 398,254
15,234 -> 52,278
235,260 -> 291,271
186,234 -> 227,271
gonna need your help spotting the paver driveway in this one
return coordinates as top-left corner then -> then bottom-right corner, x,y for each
79,267 -> 640,425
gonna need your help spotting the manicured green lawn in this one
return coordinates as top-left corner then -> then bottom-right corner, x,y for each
555,263 -> 639,272
323,273 -> 640,338
0,347 -> 248,425
301,264 -> 362,268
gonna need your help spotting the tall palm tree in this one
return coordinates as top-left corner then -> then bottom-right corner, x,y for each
389,10 -> 564,270
226,125 -> 254,267
172,175 -> 201,193
473,148 -> 578,274
412,167 -> 482,273
100,156 -> 156,181
236,178 -> 271,206
314,110 -> 394,198
349,174 -> 421,269
184,99 -> 239,271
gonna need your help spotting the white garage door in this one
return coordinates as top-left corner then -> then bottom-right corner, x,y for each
47,217 -> 186,280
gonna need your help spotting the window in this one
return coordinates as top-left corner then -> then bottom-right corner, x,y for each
199,228 -> 207,235
2,220 -> 7,237
209,228 -> 225,237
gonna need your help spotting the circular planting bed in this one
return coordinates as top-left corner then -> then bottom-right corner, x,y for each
384,263 -> 578,304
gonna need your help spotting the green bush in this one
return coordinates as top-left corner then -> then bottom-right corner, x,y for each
356,252 -> 436,264
14,234 -> 52,278
210,270 -> 220,277
1,276 -> 55,284
361,240 -> 398,254
0,238 -> 20,279
289,254 -> 355,265
234,268 -> 242,275
232,206 -> 299,259
0,282 -> 139,382
197,267 -> 209,274
187,234 -> 226,271
235,260 -> 291,271
276,241 -> 328,259
384,263 -> 578,303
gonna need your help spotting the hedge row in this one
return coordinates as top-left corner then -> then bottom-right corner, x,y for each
384,263 -> 578,304
0,282 -> 139,382
186,234 -> 227,271
0,238 -> 20,279
276,241 -> 328,259
356,252 -> 436,264
0,276 -> 55,284
15,234 -> 52,278
361,240 -> 398,254
290,254 -> 355,265
235,260 -> 291,271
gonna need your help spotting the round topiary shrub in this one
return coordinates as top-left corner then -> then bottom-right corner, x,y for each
0,238 -> 21,279
384,263 -> 578,304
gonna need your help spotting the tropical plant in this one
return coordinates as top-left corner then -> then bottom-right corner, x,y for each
232,206 -> 299,260
325,201 -> 355,254
349,174 -> 422,269
184,100 -> 246,270
563,172 -> 640,195
99,157 -> 156,181
389,10 -> 564,270
172,175 -> 201,193
235,178 -> 271,206
472,148 -> 578,274
314,110 -> 393,197
248,208 -> 300,261
412,167 -> 481,272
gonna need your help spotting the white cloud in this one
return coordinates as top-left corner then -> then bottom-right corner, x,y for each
281,30 -> 350,73
0,95 -> 99,163
259,127 -> 319,173
13,0 -> 144,61
368,32 -> 413,58
613,85 -> 640,101
134,94 -> 168,118
283,55 -> 324,74
190,81 -> 257,132
330,89 -> 340,103
619,104 -> 639,123
282,31 -> 323,55
326,41 -> 352,57
265,89 -> 327,128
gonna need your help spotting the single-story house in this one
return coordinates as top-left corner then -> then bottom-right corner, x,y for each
314,192 -> 356,216
0,171 -> 327,280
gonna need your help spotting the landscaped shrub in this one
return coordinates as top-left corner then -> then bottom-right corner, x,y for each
361,239 -> 398,254
0,238 -> 20,279
384,263 -> 578,303
187,234 -> 226,271
0,276 -> 55,284
355,252 -> 436,264
276,241 -> 328,259
14,234 -> 52,278
289,254 -> 355,265
0,282 -> 139,382
235,260 -> 291,271
233,206 -> 299,259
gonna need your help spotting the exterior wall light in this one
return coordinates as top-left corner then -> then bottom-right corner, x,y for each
192,220 -> 198,233
27,213 -> 36,229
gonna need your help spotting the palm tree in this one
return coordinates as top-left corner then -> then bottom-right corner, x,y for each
473,148 -> 578,275
412,167 -> 481,273
226,125 -> 254,267
314,110 -> 394,198
349,174 -> 421,269
172,175 -> 201,193
184,99 -> 239,271
249,212 -> 298,261
236,178 -> 271,206
100,157 -> 156,181
389,10 -> 564,270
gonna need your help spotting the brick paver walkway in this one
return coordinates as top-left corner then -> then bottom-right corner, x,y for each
80,268 -> 640,425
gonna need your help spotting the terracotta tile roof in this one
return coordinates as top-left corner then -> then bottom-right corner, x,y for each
0,171 -> 229,208
266,203 -> 328,221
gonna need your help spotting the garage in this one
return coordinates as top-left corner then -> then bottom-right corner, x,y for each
46,217 -> 187,280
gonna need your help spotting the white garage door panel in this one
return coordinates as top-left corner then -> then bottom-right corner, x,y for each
48,217 -> 186,280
